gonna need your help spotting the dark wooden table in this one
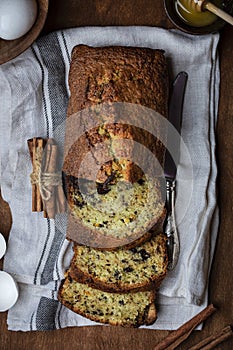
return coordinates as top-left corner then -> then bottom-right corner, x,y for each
0,1 -> 233,349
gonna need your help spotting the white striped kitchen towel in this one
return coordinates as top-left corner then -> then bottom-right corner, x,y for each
0,26 -> 219,331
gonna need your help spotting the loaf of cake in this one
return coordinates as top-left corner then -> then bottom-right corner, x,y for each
58,45 -> 170,327
63,45 -> 169,249
58,274 -> 157,327
69,233 -> 168,292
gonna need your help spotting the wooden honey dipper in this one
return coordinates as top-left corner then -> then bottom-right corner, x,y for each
186,0 -> 233,25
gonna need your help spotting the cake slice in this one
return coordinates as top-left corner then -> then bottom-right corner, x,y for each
69,233 -> 168,292
65,174 -> 166,249
58,274 -> 157,327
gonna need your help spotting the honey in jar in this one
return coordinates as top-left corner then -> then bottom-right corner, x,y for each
175,0 -> 222,27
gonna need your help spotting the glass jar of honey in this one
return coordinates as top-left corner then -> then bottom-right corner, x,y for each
175,0 -> 222,27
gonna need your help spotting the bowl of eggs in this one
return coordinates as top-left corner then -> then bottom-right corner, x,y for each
0,0 -> 49,65
164,0 -> 233,35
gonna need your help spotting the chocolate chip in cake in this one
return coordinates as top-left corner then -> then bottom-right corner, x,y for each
97,184 -> 111,195
73,196 -> 85,208
114,270 -> 121,280
130,248 -> 138,254
123,266 -> 134,273
139,249 -> 151,261
96,172 -> 116,195
137,178 -> 145,186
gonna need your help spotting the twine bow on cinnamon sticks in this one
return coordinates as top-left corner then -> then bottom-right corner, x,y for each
27,137 -> 66,219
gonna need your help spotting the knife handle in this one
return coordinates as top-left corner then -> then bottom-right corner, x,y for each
165,179 -> 180,270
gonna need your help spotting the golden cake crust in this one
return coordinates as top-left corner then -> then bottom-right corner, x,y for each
67,45 -> 168,116
63,45 -> 169,181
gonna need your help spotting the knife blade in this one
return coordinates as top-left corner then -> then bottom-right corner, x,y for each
164,71 -> 188,270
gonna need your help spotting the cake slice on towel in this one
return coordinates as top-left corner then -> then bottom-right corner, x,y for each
58,273 -> 157,327
69,232 -> 168,293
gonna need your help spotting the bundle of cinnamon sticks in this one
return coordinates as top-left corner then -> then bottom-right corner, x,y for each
27,137 -> 66,219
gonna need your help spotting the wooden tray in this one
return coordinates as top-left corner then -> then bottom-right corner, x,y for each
0,0 -> 49,65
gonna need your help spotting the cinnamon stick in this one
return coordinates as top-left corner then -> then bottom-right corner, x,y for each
42,140 -> 57,219
27,137 -> 45,212
36,138 -> 44,212
188,325 -> 233,350
41,139 -> 66,218
153,304 -> 216,350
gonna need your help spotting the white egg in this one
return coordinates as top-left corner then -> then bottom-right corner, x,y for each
0,0 -> 38,40
0,271 -> 19,312
0,233 -> 6,259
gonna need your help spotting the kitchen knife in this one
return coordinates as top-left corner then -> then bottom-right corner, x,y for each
164,71 -> 188,270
